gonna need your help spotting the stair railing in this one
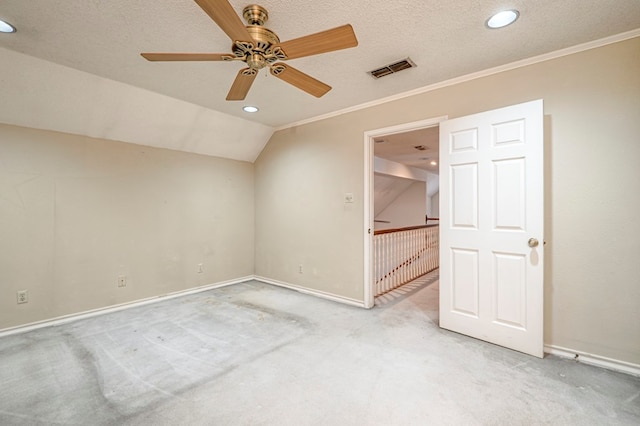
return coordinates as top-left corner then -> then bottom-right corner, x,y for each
374,224 -> 439,297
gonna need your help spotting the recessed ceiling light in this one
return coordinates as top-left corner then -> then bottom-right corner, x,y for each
0,19 -> 16,33
486,10 -> 519,29
430,161 -> 437,166
242,106 -> 259,113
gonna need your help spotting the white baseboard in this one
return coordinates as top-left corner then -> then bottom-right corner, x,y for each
253,275 -> 366,308
0,276 -> 365,337
0,276 -> 254,338
7,280 -> 637,379
545,344 -> 640,377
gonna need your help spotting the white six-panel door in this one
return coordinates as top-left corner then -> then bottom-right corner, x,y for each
439,100 -> 544,357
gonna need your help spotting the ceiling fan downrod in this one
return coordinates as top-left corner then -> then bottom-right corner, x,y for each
243,4 -> 268,26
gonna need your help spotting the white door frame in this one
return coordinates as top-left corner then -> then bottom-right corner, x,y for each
363,116 -> 448,308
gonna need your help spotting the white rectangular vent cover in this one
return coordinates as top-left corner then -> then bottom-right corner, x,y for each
369,58 -> 417,79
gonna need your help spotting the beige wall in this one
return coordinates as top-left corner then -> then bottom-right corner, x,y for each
0,124 -> 255,329
255,115 -> 366,302
1,37 -> 637,365
255,37 -> 640,364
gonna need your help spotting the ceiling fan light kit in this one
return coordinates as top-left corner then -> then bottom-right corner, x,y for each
141,1 -> 358,101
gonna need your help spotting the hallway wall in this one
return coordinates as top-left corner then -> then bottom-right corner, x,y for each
254,37 -> 640,364
429,192 -> 439,219
375,181 -> 426,230
0,124 -> 255,329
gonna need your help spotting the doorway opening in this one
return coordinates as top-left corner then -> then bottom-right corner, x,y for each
365,101 -> 545,358
363,116 -> 447,308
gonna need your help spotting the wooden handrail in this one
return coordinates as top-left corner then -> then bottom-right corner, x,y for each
374,224 -> 438,236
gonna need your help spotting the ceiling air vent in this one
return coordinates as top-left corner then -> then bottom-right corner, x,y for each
369,58 -> 416,79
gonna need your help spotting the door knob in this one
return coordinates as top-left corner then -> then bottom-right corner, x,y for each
528,238 -> 539,248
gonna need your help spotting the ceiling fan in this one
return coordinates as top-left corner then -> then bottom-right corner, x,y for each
141,0 -> 358,101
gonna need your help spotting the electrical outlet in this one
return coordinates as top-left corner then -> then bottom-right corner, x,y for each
17,290 -> 28,304
299,264 -> 303,274
197,263 -> 203,273
118,276 -> 127,287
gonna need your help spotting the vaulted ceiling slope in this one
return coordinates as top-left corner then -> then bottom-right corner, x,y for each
1,1 -> 639,161
0,47 -> 274,162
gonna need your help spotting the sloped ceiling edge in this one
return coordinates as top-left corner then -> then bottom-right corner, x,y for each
0,47 -> 274,163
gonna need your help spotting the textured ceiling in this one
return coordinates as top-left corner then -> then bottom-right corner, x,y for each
0,1 -> 639,164
2,0 -> 639,129
375,127 -> 440,172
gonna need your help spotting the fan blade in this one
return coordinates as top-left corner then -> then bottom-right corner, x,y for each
141,53 -> 233,61
194,0 -> 253,43
270,64 -> 331,98
274,24 -> 358,60
226,68 -> 257,101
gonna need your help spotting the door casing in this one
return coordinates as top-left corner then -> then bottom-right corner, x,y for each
363,116 -> 447,308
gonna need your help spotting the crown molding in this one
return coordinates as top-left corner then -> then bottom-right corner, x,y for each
276,29 -> 640,132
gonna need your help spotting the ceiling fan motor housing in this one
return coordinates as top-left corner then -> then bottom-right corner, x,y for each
232,5 -> 281,70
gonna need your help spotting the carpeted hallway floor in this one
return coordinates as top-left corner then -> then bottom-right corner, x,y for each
1,271 -> 639,425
